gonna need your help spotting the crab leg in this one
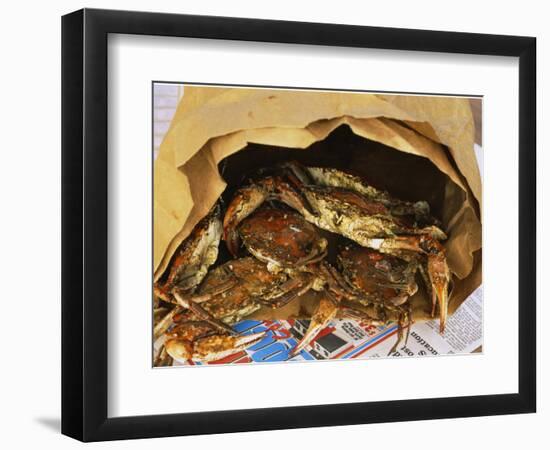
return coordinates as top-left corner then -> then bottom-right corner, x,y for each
318,262 -> 359,298
294,242 -> 328,267
154,284 -> 175,304
262,277 -> 314,309
173,288 -> 236,335
290,293 -> 339,356
154,307 -> 180,339
154,346 -> 167,366
173,277 -> 238,305
337,302 -> 385,325
153,345 -> 173,367
388,304 -> 413,355
165,330 -> 266,363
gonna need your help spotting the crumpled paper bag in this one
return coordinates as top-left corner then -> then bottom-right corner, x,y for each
154,87 -> 482,321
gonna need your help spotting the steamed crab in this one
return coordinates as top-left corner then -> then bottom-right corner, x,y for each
164,256 -> 317,363
224,161 -> 451,333
296,164 -> 435,226
336,245 -> 420,353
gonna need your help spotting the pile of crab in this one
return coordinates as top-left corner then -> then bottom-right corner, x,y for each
153,161 -> 451,365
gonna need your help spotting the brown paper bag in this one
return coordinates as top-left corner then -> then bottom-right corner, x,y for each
154,87 -> 482,321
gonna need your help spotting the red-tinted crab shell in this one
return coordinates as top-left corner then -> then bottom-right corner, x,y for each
338,246 -> 418,306
238,208 -> 327,269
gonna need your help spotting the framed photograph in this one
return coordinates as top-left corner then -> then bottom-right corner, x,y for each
62,8 -> 536,442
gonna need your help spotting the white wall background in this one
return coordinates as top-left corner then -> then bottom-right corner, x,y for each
0,1 -> 545,448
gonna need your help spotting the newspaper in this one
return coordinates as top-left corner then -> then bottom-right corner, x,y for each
162,286 -> 482,366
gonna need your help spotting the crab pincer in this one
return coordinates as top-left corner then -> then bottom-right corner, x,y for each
290,293 -> 339,357
426,252 -> 451,332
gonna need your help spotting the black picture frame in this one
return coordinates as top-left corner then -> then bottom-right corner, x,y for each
62,8 -> 536,442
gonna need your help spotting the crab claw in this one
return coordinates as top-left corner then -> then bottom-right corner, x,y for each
223,186 -> 267,256
427,254 -> 450,333
290,294 -> 338,357
166,331 -> 265,363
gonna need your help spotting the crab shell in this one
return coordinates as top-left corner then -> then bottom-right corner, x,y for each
238,207 -> 328,272
338,246 -> 419,307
